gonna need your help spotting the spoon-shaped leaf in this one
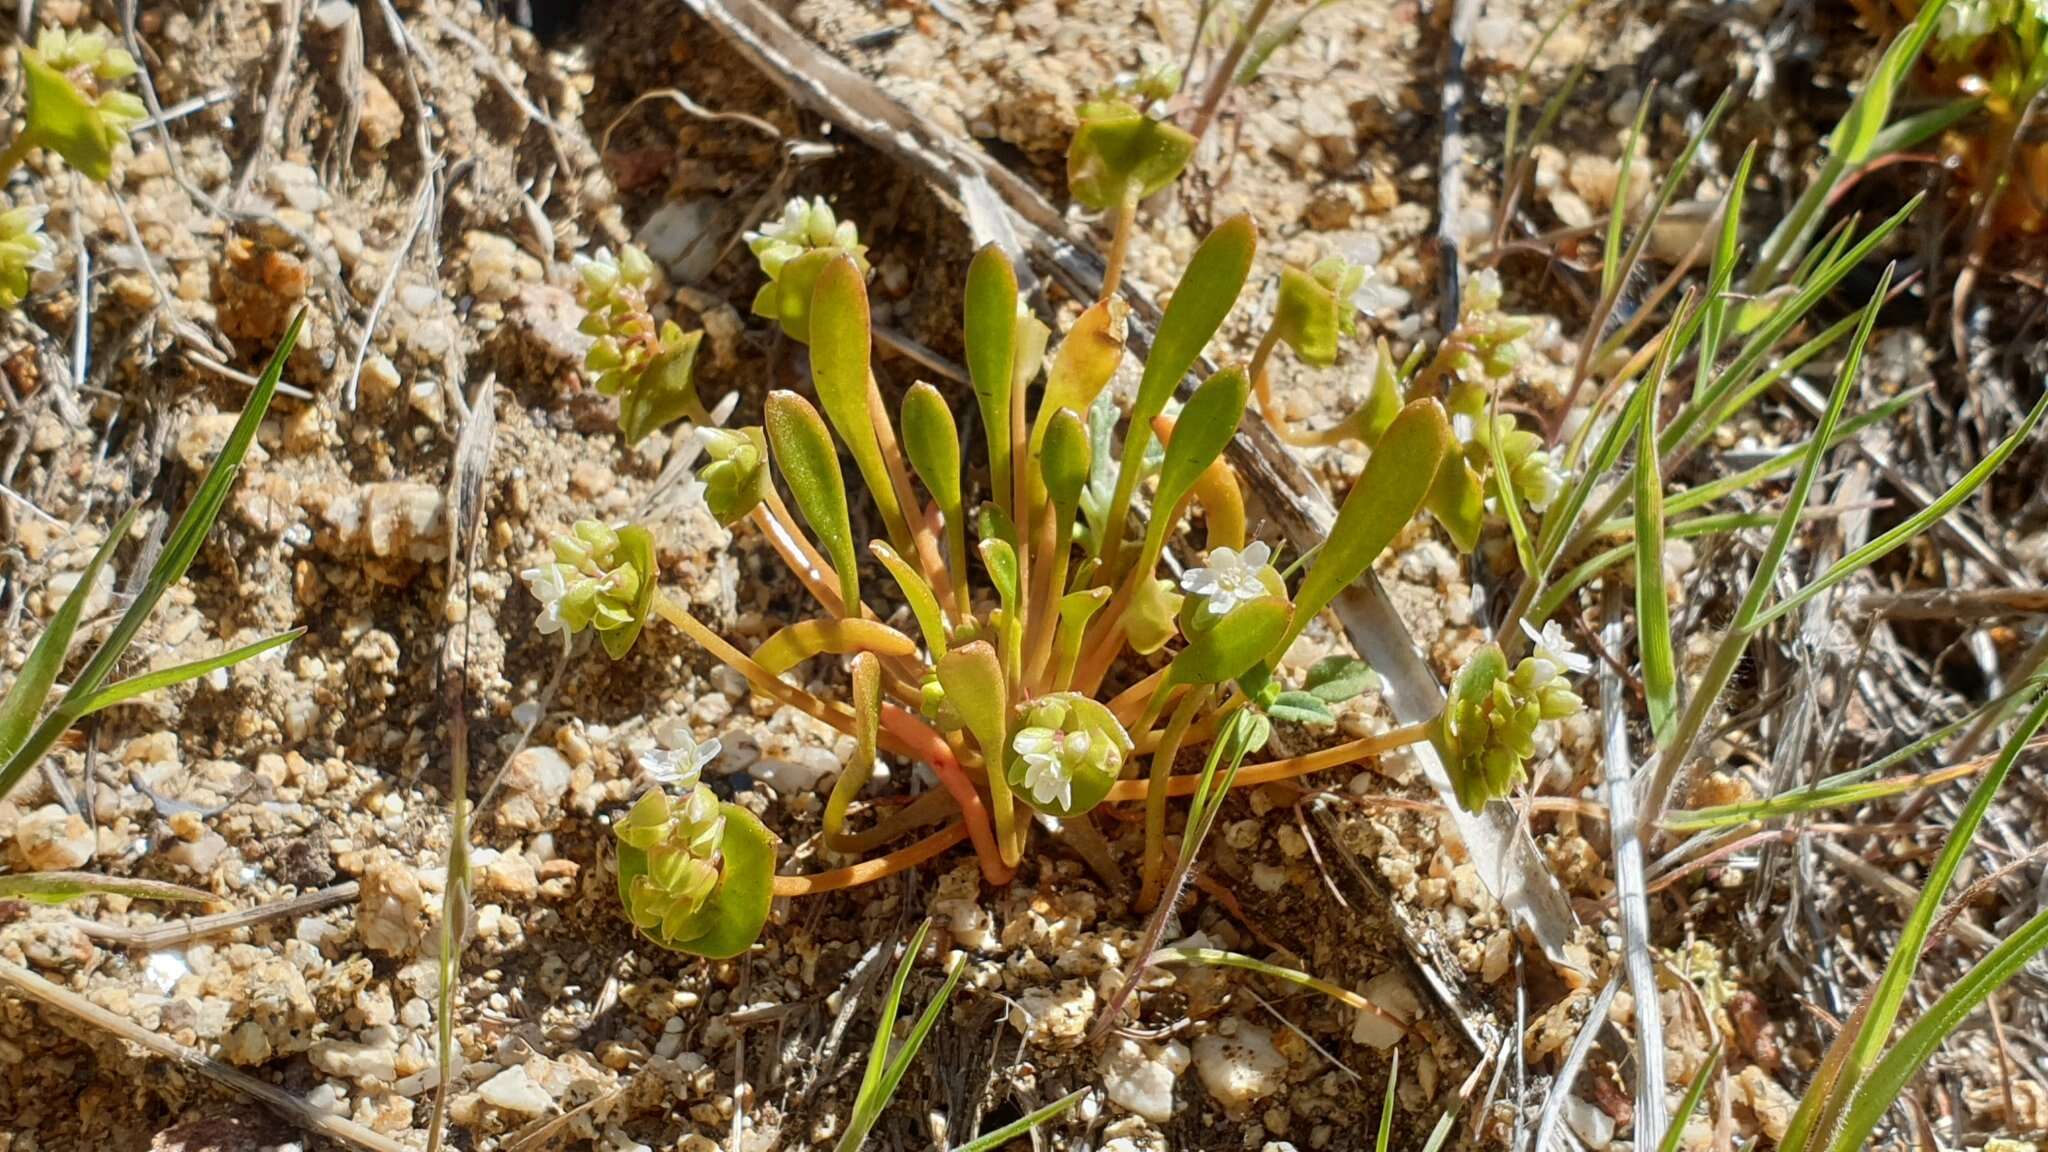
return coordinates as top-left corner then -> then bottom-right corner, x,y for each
1284,399 -> 1451,652
1034,298 -> 1127,453
766,390 -> 860,612
965,246 -> 1019,514
1137,366 -> 1249,570
1041,407 -> 1091,522
824,652 -> 884,852
809,255 -> 909,541
1100,215 -> 1257,561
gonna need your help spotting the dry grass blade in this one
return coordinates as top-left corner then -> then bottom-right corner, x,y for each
0,958 -> 410,1152
1600,585 -> 1666,1147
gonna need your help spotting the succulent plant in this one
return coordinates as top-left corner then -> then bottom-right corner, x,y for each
7,28 -> 147,184
574,245 -> 710,445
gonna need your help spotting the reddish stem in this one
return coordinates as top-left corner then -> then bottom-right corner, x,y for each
880,704 -> 1015,886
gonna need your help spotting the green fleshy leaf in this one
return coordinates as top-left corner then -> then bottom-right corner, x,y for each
809,255 -> 907,538
870,541 -> 948,657
965,246 -> 1020,514
1040,407 -> 1091,521
978,537 -> 1019,616
1303,655 -> 1376,703
1100,215 -> 1257,559
1268,691 -> 1337,726
1285,399 -> 1451,652
936,642 -> 1008,774
1005,693 -> 1131,818
765,390 -> 860,612
901,382 -> 963,517
1142,366 -> 1249,565
1067,100 -> 1197,211
615,802 -> 777,958
1055,587 -> 1111,686
1034,298 -> 1126,453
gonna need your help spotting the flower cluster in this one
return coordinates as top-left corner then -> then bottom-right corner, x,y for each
1442,270 -> 1536,387
17,27 -> 147,182
745,196 -> 869,340
1441,622 -> 1588,811
616,721 -> 730,938
575,245 -> 707,444
0,202 -> 49,310
1009,694 -> 1132,817
520,519 -> 655,657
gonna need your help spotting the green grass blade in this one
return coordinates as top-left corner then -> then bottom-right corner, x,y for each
1659,1043 -> 1722,1152
1751,388 -> 2048,630
1829,902 -> 2048,1152
1732,265 -> 1891,633
873,954 -> 966,1115
0,871 -> 216,906
0,505 -> 139,766
1148,947 -> 1391,1017
76,628 -> 304,717
1829,687 -> 2048,1133
1695,143 -> 1755,400
1667,196 -> 1919,462
1376,1049 -> 1400,1152
0,312 -> 301,802
1529,510 -> 1787,626
1602,96 -> 1652,301
1484,399 -> 1537,576
1635,296 -> 1687,743
945,1090 -> 1089,1152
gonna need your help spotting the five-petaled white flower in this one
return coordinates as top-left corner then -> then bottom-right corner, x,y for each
1014,725 -> 1091,811
1180,541 -> 1274,620
641,717 -> 722,790
1347,235 -> 1412,318
522,563 -> 569,636
1521,618 -> 1592,677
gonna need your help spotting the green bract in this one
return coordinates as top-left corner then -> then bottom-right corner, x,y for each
0,202 -> 49,309
615,786 -> 776,959
1067,98 -> 1197,211
697,427 -> 770,526
575,244 -> 711,444
1273,257 -> 1364,366
1437,632 -> 1585,812
15,29 -> 146,183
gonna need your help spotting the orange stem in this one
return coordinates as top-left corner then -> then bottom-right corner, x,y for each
880,704 -> 1015,886
772,823 -> 968,896
1103,721 -> 1432,802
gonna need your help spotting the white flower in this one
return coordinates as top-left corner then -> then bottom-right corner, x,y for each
522,563 -> 568,636
1521,448 -> 1564,512
1521,618 -> 1592,677
641,717 -> 722,790
1014,725 -> 1088,811
1347,235 -> 1412,318
1180,541 -> 1274,620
